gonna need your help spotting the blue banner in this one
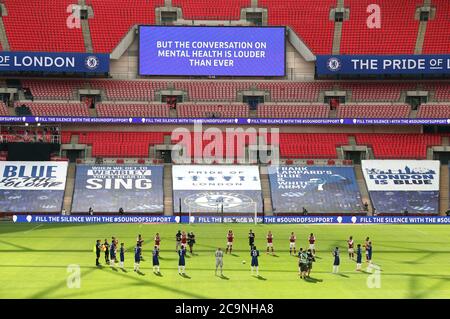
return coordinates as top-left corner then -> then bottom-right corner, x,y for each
317,55 -> 450,76
0,51 -> 109,73
139,26 -> 285,76
268,166 -> 363,214
0,161 -> 68,213
0,116 -> 449,125
71,165 -> 164,213
11,214 -> 450,225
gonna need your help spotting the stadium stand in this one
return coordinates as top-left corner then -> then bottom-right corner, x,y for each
278,133 -> 348,159
177,103 -> 249,118
86,0 -> 161,53
336,104 -> 411,118
77,131 -> 164,157
355,134 -> 442,159
417,104 -> 450,118
172,0 -> 250,20
424,82 -> 450,102
340,0 -> 421,55
422,0 -> 450,54
0,102 -> 8,116
260,0 -> 336,55
96,103 -> 170,118
257,103 -> 329,118
340,82 -> 416,102
2,0 -> 85,52
15,102 -> 90,117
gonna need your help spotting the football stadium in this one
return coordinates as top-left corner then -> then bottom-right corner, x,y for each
1,0 -> 450,303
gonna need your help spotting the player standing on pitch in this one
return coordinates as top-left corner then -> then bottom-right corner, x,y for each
226,230 -> 234,254
178,246 -> 186,275
356,244 -> 362,271
175,230 -> 182,252
308,233 -> 316,255
298,248 -> 308,279
250,246 -> 260,276
364,237 -> 370,262
215,247 -> 224,276
136,234 -> 144,260
248,229 -> 255,251
367,241 -> 373,264
266,231 -> 274,255
95,239 -> 102,266
152,245 -> 160,274
188,232 -> 195,254
306,249 -> 315,278
119,243 -> 125,269
134,244 -> 142,272
181,231 -> 188,250
289,232 -> 296,255
154,233 -> 161,252
103,238 -> 110,264
109,238 -> 116,267
332,247 -> 340,274
348,236 -> 355,260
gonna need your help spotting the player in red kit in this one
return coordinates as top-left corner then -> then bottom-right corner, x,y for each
289,232 -> 297,255
266,231 -> 274,255
308,233 -> 316,256
154,233 -> 161,251
181,231 -> 187,250
347,236 -> 354,260
226,230 -> 234,254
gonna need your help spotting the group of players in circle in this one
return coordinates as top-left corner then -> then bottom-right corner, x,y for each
94,230 -> 374,279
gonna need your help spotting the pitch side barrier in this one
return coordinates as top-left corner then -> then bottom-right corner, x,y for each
0,116 -> 449,125
9,214 -> 450,224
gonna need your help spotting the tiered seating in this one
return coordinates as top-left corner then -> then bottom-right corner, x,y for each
16,102 -> 89,117
96,103 -> 170,117
86,0 -> 162,52
0,102 -> 8,116
260,0 -> 335,54
171,132 -> 255,159
278,133 -> 349,159
355,134 -> 441,159
423,0 -> 450,54
341,82 -> 416,102
341,0 -> 421,54
337,104 -> 410,118
424,83 -> 450,101
417,104 -> 450,118
257,103 -> 329,118
22,80 -> 83,100
2,0 -> 85,52
173,0 -> 250,20
177,103 -> 249,118
78,131 -> 164,157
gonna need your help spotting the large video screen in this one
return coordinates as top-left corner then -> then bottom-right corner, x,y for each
172,165 -> 263,214
139,26 -> 285,76
71,165 -> 164,213
362,160 -> 440,214
0,161 -> 68,213
268,166 -> 363,214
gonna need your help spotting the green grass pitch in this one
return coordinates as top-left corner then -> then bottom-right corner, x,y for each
1,222 -> 450,299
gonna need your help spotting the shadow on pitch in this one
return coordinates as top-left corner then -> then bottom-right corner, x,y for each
179,273 -> 191,279
304,276 -> 323,284
217,274 -> 229,280
255,275 -> 267,281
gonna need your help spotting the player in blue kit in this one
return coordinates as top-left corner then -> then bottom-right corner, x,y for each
119,243 -> 125,269
134,245 -> 142,272
356,244 -> 362,271
109,239 -> 116,267
367,241 -> 373,264
152,246 -> 160,274
178,247 -> 186,275
332,247 -> 340,274
250,246 -> 260,276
